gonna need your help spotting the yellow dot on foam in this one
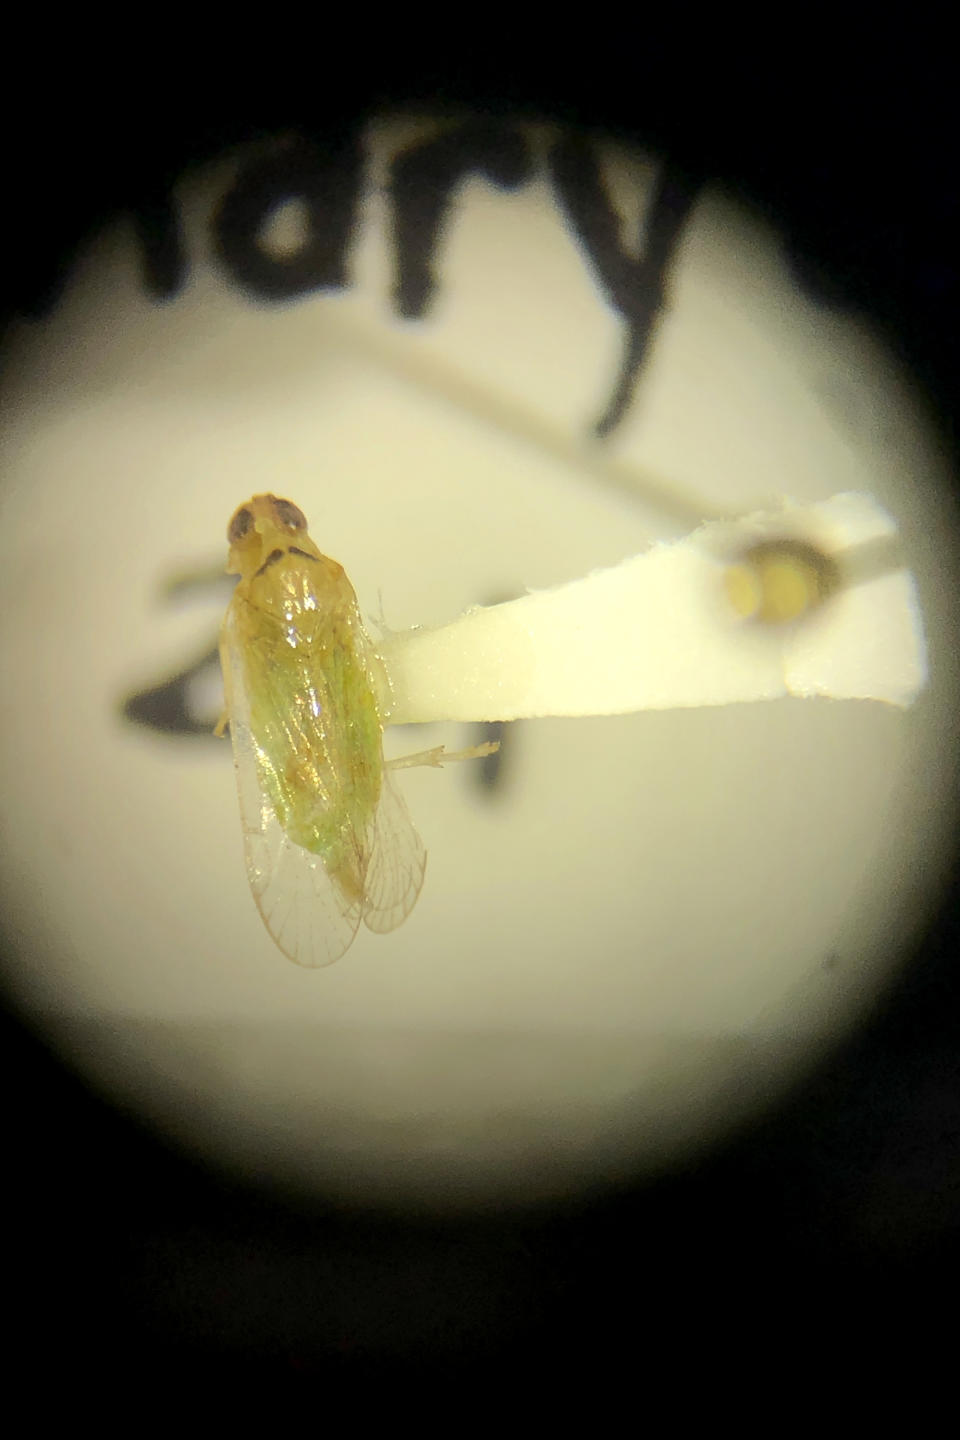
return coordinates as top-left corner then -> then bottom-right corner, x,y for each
724,542 -> 835,625
756,555 -> 819,622
724,563 -> 764,619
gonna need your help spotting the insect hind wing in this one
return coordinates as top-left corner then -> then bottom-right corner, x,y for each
362,769 -> 427,935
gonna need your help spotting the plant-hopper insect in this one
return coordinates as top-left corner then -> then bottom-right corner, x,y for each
217,494 -> 497,966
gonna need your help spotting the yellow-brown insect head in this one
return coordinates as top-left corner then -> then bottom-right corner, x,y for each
225,494 -> 309,579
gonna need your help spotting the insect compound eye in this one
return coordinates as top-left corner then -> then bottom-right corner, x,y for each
228,506 -> 254,544
272,498 -> 308,531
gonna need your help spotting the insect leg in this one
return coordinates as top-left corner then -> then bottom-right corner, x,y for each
386,741 -> 500,771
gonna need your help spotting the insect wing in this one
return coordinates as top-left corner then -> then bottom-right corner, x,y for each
221,607 -> 365,967
362,767 -> 427,934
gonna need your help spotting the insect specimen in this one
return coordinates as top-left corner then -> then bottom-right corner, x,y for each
217,494 -> 496,966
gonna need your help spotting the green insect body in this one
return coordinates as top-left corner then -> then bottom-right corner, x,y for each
218,494 -> 426,966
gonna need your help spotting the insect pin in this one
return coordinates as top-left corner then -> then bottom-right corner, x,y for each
216,494 -> 497,966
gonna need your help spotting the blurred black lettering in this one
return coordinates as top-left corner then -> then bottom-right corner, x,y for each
133,190 -> 188,300
213,133 -> 363,301
389,119 -> 534,319
550,137 -> 698,436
